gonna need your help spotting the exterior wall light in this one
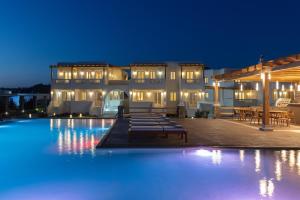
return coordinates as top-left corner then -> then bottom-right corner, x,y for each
276,81 -> 279,90
256,83 -> 259,91
290,84 -> 294,91
260,72 -> 265,80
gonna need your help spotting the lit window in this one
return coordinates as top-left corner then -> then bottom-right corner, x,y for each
170,92 -> 177,101
186,71 -> 194,80
133,91 -> 144,102
150,71 -> 156,79
170,72 -> 176,80
204,77 -> 209,84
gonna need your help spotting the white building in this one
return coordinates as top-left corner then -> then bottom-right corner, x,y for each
48,62 -> 223,117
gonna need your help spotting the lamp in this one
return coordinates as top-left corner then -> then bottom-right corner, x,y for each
256,83 -> 259,91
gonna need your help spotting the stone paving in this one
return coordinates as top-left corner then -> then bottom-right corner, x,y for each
98,118 -> 300,148
176,118 -> 300,148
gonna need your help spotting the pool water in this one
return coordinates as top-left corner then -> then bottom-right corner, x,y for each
0,119 -> 300,200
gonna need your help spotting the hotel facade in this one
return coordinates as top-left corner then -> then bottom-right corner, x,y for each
48,54 -> 300,118
48,62 -> 228,116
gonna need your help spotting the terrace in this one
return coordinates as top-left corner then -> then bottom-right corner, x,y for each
214,54 -> 300,131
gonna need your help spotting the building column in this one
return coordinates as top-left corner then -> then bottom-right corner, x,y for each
214,81 -> 220,118
19,96 -> 25,112
4,96 -> 9,114
260,70 -> 273,131
33,96 -> 37,110
43,96 -> 48,112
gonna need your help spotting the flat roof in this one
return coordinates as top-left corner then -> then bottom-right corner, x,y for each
50,62 -> 110,68
214,53 -> 300,82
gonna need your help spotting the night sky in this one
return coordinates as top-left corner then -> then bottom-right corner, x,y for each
0,0 -> 299,87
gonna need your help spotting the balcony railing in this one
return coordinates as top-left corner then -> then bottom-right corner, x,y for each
52,79 -> 103,84
131,79 -> 164,84
182,79 -> 202,84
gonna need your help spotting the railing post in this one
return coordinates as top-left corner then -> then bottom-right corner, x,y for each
259,67 -> 273,131
213,80 -> 220,118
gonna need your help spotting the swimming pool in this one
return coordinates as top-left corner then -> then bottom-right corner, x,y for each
0,119 -> 299,200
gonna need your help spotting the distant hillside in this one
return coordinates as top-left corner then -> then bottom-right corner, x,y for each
0,84 -> 50,94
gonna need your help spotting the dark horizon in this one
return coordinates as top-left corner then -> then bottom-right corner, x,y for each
0,0 -> 300,87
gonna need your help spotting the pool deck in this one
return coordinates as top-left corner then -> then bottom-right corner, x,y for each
97,118 -> 300,149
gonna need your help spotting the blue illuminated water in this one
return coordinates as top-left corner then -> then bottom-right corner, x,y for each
0,119 -> 300,200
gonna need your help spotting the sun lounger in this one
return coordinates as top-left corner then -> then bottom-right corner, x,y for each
128,125 -> 187,143
162,126 -> 187,143
129,121 -> 178,126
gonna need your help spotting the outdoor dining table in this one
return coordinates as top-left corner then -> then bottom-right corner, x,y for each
234,107 -> 288,125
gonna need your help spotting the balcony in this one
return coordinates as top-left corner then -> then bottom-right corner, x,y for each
129,79 -> 165,89
51,79 -> 104,89
181,79 -> 204,89
108,80 -> 129,85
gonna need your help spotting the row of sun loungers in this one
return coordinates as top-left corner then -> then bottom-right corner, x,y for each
128,114 -> 188,143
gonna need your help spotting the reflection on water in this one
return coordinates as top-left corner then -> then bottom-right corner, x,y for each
190,148 -> 300,198
50,119 -> 113,156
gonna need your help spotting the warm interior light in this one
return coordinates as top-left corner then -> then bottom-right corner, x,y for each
132,71 -> 137,76
28,113 -> 32,118
282,85 -> 285,91
297,85 -> 300,92
69,114 -> 72,118
102,91 -> 106,95
79,113 -> 82,118
256,83 -> 259,91
89,91 -> 94,97
80,71 -> 84,76
268,73 -> 271,80
158,71 -> 163,76
145,71 -> 149,76
59,72 -> 64,76
290,84 -> 294,91
260,72 -> 265,80
184,92 -> 188,97
276,81 -> 279,90
240,84 -> 243,91
146,92 -> 151,97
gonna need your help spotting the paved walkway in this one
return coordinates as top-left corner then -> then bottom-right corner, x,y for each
97,118 -> 300,148
176,118 -> 300,148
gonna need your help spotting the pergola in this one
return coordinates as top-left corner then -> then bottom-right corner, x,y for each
213,53 -> 300,131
